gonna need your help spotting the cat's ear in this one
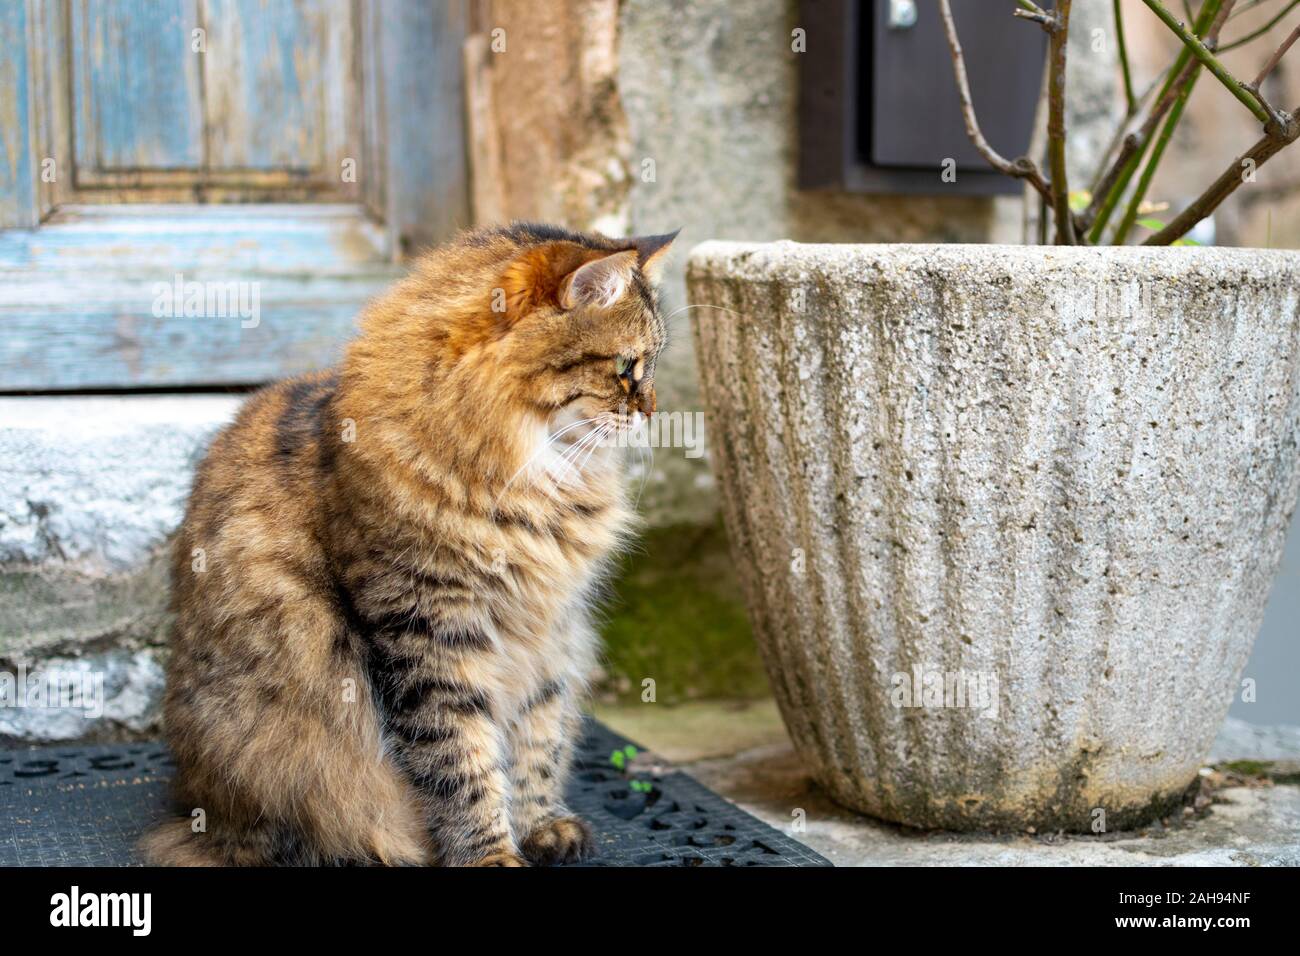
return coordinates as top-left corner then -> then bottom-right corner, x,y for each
632,229 -> 681,285
499,242 -> 592,318
558,250 -> 639,310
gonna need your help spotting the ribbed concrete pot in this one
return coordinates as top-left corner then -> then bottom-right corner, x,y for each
688,242 -> 1300,831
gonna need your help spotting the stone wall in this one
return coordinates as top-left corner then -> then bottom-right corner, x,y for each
618,0 -> 1029,525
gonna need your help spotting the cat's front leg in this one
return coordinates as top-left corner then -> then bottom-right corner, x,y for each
509,677 -> 594,865
371,636 -> 524,867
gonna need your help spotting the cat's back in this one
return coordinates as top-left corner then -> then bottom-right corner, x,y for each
172,370 -> 340,610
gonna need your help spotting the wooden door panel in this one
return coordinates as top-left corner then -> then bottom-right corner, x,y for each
202,0 -> 356,177
0,1 -> 39,228
0,0 -> 470,391
72,0 -> 204,173
56,0 -> 361,198
2,295 -> 372,390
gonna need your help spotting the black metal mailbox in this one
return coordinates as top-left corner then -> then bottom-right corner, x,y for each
799,0 -> 1048,196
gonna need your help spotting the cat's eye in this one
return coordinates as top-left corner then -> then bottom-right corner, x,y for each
615,356 -> 631,377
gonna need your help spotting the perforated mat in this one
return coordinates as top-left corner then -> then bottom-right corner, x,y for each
0,719 -> 830,867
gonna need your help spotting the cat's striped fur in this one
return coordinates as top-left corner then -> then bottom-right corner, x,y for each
141,222 -> 676,866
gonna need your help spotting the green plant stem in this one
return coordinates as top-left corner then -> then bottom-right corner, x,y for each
1143,0 -> 1272,123
1227,0 -> 1268,20
1113,0 -> 1235,242
1114,0 -> 1138,113
1087,0 -> 1221,242
1086,66 -> 1168,200
1220,0 -> 1300,52
1047,0 -> 1076,243
1114,70 -> 1203,243
1086,141 -> 1146,243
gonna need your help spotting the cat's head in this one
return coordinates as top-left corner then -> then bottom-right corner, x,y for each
488,223 -> 679,428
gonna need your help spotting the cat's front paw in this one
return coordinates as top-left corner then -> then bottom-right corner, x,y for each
520,815 -> 594,865
470,850 -> 529,867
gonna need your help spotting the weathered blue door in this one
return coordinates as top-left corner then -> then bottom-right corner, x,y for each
0,0 -> 469,390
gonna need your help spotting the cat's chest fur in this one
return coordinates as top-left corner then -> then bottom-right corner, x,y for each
346,463 -> 629,716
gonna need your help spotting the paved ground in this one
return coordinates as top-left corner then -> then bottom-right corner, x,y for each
593,700 -> 1300,866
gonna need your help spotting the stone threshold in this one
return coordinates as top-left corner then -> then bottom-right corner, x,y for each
596,700 -> 1300,866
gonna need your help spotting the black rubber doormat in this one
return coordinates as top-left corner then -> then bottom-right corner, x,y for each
0,718 -> 830,867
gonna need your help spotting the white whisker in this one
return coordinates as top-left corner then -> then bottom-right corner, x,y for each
551,423 -> 608,487
659,302 -> 744,330
569,422 -> 616,478
492,416 -> 602,514
634,427 -> 654,511
491,416 -> 608,520
573,423 -> 614,476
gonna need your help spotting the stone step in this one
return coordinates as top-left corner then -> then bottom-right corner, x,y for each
0,395 -> 240,741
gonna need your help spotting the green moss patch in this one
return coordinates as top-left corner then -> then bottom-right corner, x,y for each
596,520 -> 769,705
1219,760 -> 1274,777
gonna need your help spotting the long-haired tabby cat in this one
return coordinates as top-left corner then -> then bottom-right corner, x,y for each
141,222 -> 677,866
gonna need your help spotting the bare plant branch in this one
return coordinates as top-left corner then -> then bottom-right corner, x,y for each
1046,0 -> 1076,243
1014,0 -> 1058,24
937,0 -> 1054,204
1143,109 -> 1300,243
1252,22 -> 1300,87
937,0 -> 1300,247
1014,11 -> 1054,26
1143,0 -> 1275,123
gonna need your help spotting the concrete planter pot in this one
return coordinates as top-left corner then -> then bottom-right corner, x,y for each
687,242 -> 1300,831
